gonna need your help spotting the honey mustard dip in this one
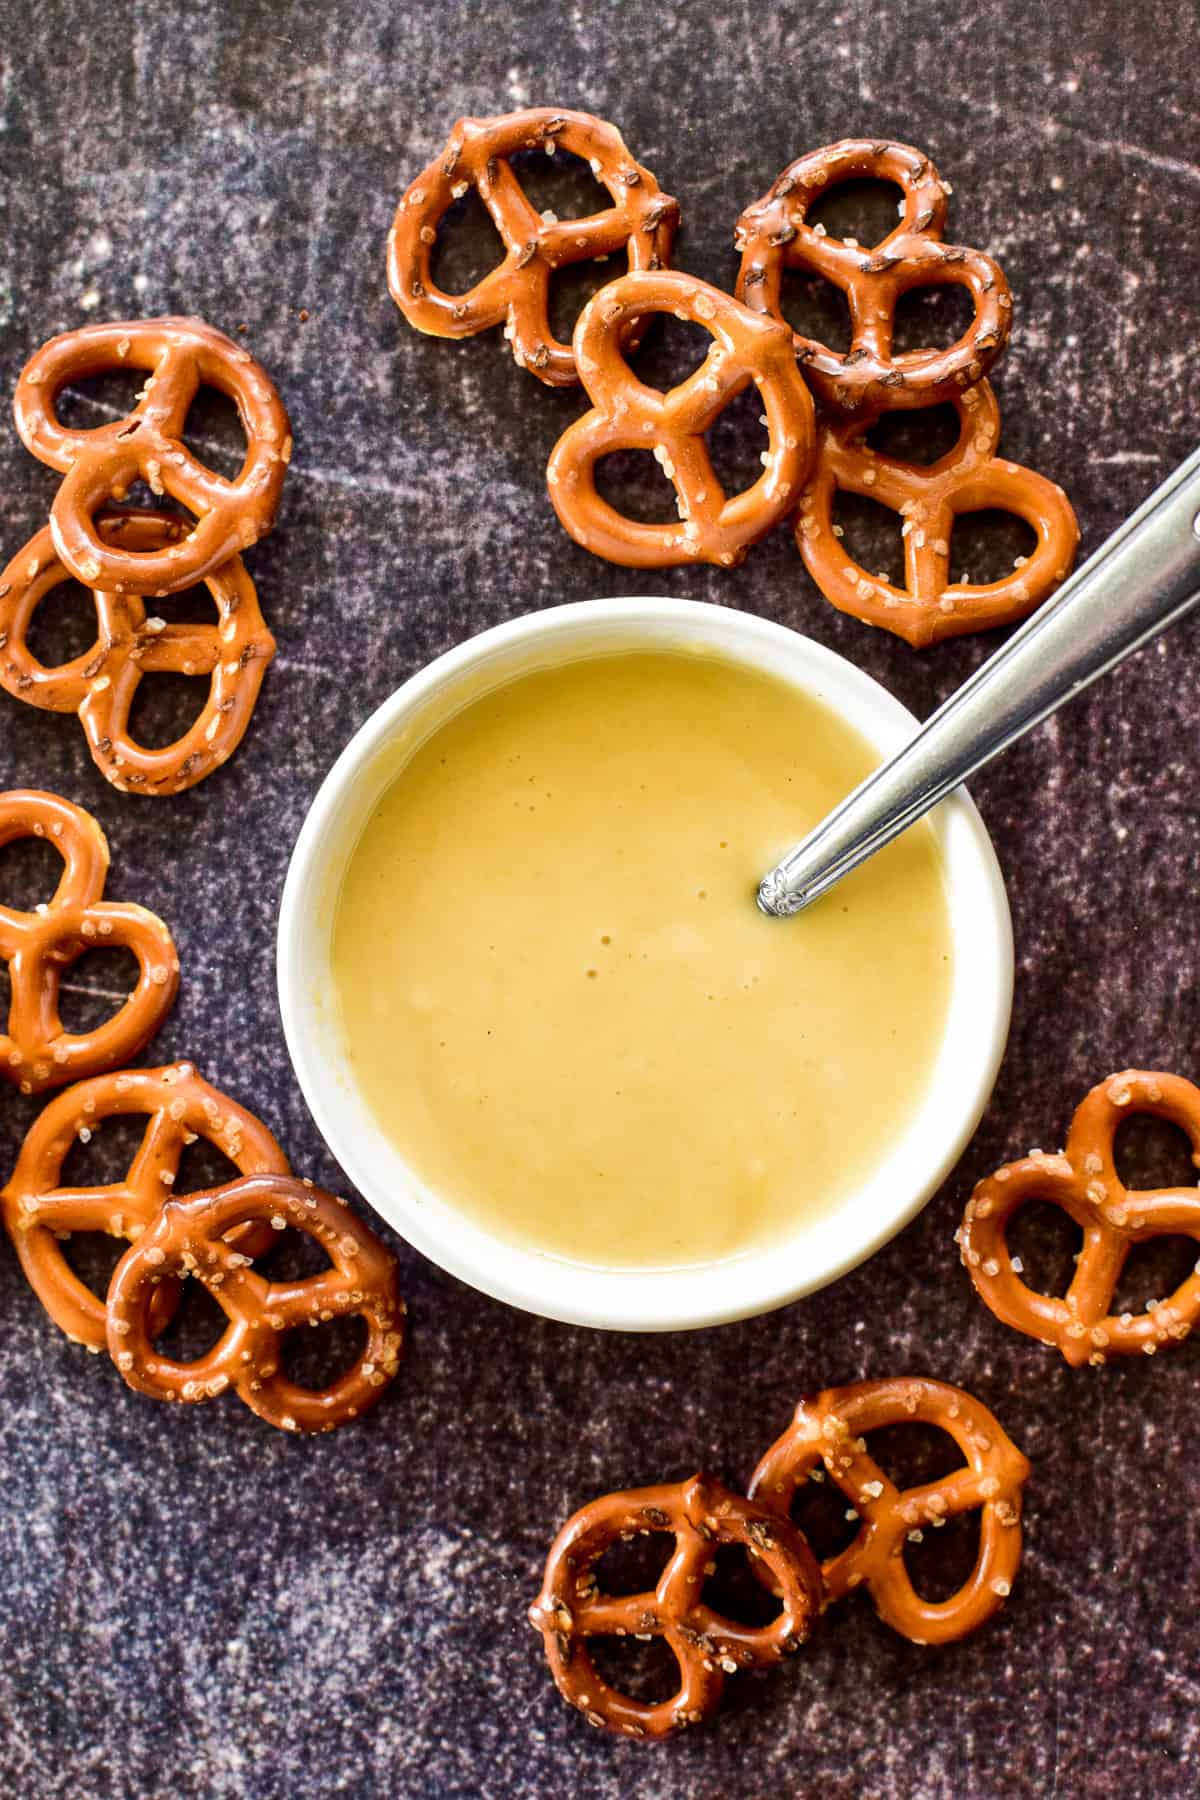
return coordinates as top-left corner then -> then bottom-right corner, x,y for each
332,650 -> 951,1267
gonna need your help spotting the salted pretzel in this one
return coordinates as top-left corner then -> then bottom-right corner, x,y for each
13,316 -> 291,596
387,107 -> 679,387
106,1173 -> 404,1433
547,270 -> 815,567
735,139 -> 1012,418
750,1378 -> 1029,1646
529,1474 -> 822,1739
960,1070 -> 1200,1366
0,513 -> 276,793
0,790 -> 178,1095
795,381 -> 1079,645
1,1062 -> 287,1347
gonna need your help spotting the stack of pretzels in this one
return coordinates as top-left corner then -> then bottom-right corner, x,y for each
0,318 -> 292,794
389,108 -> 1080,647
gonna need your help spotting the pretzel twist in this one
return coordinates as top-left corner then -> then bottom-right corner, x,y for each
961,1070 -> 1200,1366
547,270 -> 816,567
0,514 -> 276,793
106,1173 -> 404,1433
529,1474 -> 822,1739
796,382 -> 1079,645
735,139 -> 1012,418
1,1062 -> 287,1346
750,1378 -> 1029,1645
387,107 -> 679,387
14,317 -> 291,595
0,791 -> 178,1094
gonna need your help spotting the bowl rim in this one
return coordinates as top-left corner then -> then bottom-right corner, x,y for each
277,596 -> 1013,1332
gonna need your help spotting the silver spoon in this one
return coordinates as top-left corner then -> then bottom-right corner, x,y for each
757,446 -> 1200,917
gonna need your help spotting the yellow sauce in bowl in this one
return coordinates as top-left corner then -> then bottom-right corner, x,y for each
333,650 -> 951,1268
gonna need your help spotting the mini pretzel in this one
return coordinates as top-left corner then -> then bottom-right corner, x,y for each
1,1062 -> 287,1347
960,1070 -> 1200,1366
387,107 -> 679,387
795,381 -> 1079,645
749,1378 -> 1029,1646
0,513 -> 276,793
13,316 -> 292,595
735,139 -> 1012,417
528,1474 -> 822,1739
107,1173 -> 404,1433
547,270 -> 815,567
0,790 -> 178,1095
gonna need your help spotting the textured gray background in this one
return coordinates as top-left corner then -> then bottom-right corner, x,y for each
1,1 -> 1198,1795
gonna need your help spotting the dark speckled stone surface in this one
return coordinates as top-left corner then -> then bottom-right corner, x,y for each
1,3 -> 1198,1795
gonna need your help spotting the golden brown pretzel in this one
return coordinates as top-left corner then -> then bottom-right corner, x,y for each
750,1378 -> 1029,1645
529,1474 -> 822,1739
735,139 -> 1012,417
547,269 -> 815,567
960,1070 -> 1200,1365
387,107 -> 679,387
795,381 -> 1079,645
13,317 -> 291,595
106,1173 -> 404,1433
1,1062 -> 287,1346
0,790 -> 178,1094
0,513 -> 276,794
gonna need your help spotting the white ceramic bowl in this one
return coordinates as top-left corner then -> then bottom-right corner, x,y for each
278,598 -> 1012,1332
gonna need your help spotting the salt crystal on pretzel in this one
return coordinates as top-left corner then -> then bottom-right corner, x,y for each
749,1377 -> 1029,1645
0,790 -> 179,1095
529,1474 -> 822,1739
13,316 -> 291,596
1,1062 -> 288,1346
387,106 -> 679,388
106,1173 -> 404,1433
796,381 -> 1079,645
735,138 -> 1012,418
547,269 -> 815,568
961,1070 -> 1200,1365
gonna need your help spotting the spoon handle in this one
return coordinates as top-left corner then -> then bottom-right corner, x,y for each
758,445 -> 1200,917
